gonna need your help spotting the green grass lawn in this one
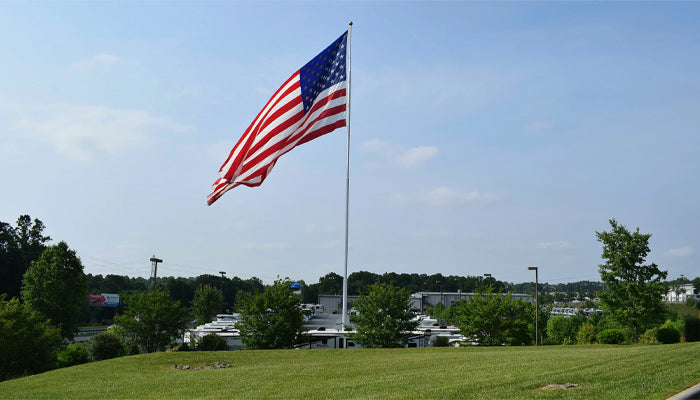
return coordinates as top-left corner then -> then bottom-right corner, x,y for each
1,343 -> 699,399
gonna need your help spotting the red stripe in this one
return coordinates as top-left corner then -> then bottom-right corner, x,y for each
234,102 -> 346,185
244,97 -> 304,160
219,74 -> 301,181
223,80 -> 302,181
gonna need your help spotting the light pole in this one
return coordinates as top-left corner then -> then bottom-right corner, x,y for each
528,266 -> 538,346
483,273 -> 492,284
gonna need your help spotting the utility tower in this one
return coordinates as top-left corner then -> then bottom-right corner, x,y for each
150,256 -> 163,291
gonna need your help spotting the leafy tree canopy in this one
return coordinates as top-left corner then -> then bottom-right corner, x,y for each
351,282 -> 419,348
596,219 -> 668,341
448,285 -> 533,346
237,278 -> 306,350
0,215 -> 51,299
21,241 -> 87,338
0,295 -> 62,381
192,284 -> 224,325
114,290 -> 188,353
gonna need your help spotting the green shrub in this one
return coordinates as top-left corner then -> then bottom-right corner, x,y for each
684,317 -> 700,342
432,336 -> 450,347
656,326 -> 681,344
177,341 -> 192,351
546,316 -> 581,345
639,328 -> 659,344
576,322 -> 597,344
597,329 -> 625,344
57,343 -> 89,367
87,332 -> 123,361
197,333 -> 228,351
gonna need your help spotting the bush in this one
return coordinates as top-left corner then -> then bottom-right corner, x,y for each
576,322 -> 597,344
57,343 -> 89,367
597,329 -> 625,344
639,328 -> 659,344
656,327 -> 681,344
546,316 -> 581,345
432,336 -> 450,347
197,333 -> 227,351
684,317 -> 700,342
87,332 -> 123,361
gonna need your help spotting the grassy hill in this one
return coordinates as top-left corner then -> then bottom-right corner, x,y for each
1,343 -> 699,399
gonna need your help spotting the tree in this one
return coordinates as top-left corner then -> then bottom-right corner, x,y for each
0,215 -> 51,299
350,282 -> 419,348
596,219 -> 668,342
449,285 -> 533,346
86,331 -> 124,361
546,315 -> 582,344
237,278 -> 306,349
0,295 -> 62,381
114,290 -> 188,353
21,241 -> 87,338
192,284 -> 224,325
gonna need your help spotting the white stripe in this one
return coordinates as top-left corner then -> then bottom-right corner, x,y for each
226,80 -> 347,186
218,74 -> 301,179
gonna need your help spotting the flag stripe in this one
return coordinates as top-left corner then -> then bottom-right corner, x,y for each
208,31 -> 348,205
234,84 -> 346,186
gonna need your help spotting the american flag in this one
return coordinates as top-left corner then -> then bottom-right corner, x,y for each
207,32 -> 348,206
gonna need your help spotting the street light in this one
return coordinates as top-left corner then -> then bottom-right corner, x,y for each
528,266 -> 539,346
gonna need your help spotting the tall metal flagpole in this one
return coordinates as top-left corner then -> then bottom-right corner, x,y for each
341,21 -> 353,329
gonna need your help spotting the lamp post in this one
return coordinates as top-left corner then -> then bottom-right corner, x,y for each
528,266 -> 538,346
483,273 -> 492,284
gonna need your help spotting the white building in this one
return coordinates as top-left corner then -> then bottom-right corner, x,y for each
664,284 -> 698,303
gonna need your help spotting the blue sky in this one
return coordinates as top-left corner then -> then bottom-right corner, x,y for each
1,2 -> 698,285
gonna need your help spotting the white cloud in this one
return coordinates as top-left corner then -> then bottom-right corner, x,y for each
70,54 -> 120,72
17,103 -> 195,160
396,146 -> 440,168
538,241 -> 575,251
665,246 -> 694,257
360,139 -> 439,168
394,186 -> 499,207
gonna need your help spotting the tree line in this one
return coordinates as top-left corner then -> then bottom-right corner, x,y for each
2,215 -> 700,381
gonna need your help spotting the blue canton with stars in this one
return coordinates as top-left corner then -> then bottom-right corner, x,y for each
299,31 -> 348,113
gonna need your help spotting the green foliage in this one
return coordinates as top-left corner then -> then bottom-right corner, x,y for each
596,219 -> 668,341
197,333 -> 228,351
576,322 -> 597,344
0,215 -> 51,300
0,295 -> 62,381
192,285 -> 224,325
449,285 -> 533,346
114,290 -> 188,353
237,278 -> 306,350
20,241 -> 87,338
87,331 -> 124,361
597,328 -> 626,344
546,316 -> 582,345
684,317 -> 700,342
656,326 -> 681,344
432,336 -> 450,347
351,282 -> 419,348
57,343 -> 89,368
639,328 -> 659,344
426,302 -> 447,320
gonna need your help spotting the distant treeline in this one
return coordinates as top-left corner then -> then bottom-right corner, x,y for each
83,272 -> 641,310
